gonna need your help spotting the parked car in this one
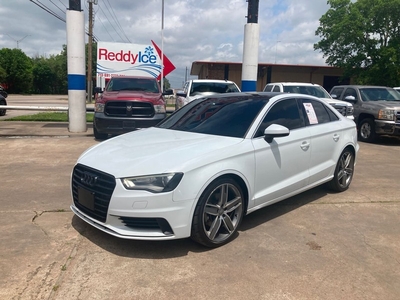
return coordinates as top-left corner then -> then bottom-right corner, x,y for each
330,85 -> 400,142
0,85 -> 7,98
71,92 -> 358,248
93,76 -> 172,139
175,79 -> 241,110
393,87 -> 400,93
0,85 -> 7,116
263,82 -> 354,120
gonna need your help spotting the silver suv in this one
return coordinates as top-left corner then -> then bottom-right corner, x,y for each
263,82 -> 354,120
330,85 -> 400,142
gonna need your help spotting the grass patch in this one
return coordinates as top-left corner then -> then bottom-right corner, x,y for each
4,112 -> 94,122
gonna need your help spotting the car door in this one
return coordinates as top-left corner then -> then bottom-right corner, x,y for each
251,97 -> 311,207
298,98 -> 344,185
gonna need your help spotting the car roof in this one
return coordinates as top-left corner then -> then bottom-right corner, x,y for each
267,82 -> 322,87
191,79 -> 236,84
332,85 -> 393,89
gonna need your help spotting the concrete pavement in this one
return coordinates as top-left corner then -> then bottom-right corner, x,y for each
0,121 -> 399,300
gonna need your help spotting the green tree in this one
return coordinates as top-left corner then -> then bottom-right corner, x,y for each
0,48 -> 33,93
314,0 -> 400,86
163,77 -> 171,90
32,57 -> 54,94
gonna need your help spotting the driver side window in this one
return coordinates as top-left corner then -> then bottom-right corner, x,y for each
255,98 -> 304,137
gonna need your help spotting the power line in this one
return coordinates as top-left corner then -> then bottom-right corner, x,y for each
104,0 -> 131,43
29,0 -> 66,22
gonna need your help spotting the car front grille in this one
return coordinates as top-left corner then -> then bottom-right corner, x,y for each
119,217 -> 174,235
330,104 -> 347,116
105,101 -> 154,117
396,111 -> 400,123
72,164 -> 116,223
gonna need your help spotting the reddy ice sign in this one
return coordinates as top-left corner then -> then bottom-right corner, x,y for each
97,41 -> 175,79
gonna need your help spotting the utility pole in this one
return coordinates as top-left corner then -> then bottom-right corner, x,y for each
241,0 -> 260,92
87,0 -> 98,103
6,34 -> 30,49
67,0 -> 86,132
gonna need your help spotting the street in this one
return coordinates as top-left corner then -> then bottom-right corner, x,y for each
0,118 -> 399,299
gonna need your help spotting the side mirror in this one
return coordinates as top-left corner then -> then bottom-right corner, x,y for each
94,87 -> 103,94
163,89 -> 173,96
264,124 -> 290,143
176,91 -> 187,98
344,95 -> 356,103
331,94 -> 338,99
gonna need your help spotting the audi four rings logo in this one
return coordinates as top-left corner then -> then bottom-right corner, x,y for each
81,172 -> 98,186
126,104 -> 132,111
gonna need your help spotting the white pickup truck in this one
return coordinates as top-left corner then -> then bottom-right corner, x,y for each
176,79 -> 241,109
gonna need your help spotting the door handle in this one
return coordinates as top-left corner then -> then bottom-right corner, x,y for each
300,141 -> 310,151
333,134 -> 340,142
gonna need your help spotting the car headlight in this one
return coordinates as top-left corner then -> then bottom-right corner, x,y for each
346,106 -> 354,116
154,105 -> 166,114
121,173 -> 183,193
95,103 -> 105,113
378,109 -> 395,120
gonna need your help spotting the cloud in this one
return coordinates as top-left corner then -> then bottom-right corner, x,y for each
0,0 -> 330,88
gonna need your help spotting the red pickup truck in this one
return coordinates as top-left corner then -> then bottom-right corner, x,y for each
93,76 -> 172,139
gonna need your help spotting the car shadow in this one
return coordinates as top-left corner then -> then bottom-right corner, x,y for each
71,185 -> 329,258
359,136 -> 400,146
239,185 -> 328,232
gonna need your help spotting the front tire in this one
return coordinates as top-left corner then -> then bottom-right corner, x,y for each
327,148 -> 355,192
191,177 -> 244,247
0,100 -> 6,116
358,118 -> 376,143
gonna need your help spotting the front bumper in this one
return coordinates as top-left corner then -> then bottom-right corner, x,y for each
375,120 -> 400,136
94,112 -> 166,135
71,179 -> 195,240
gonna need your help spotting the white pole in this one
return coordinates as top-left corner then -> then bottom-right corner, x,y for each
66,9 -> 87,132
161,0 -> 164,91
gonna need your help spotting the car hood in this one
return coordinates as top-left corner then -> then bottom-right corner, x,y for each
362,100 -> 400,109
320,97 -> 351,106
98,91 -> 162,102
77,128 -> 243,178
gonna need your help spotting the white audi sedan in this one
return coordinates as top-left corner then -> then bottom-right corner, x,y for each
71,92 -> 359,247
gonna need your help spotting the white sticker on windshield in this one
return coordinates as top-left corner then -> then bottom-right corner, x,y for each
303,103 -> 318,124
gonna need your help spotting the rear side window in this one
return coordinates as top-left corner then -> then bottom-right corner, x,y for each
272,85 -> 280,92
263,84 -> 273,92
300,99 -> 338,125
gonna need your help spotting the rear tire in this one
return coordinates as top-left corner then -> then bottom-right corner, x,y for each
191,177 -> 244,247
327,148 -> 355,192
358,118 -> 376,143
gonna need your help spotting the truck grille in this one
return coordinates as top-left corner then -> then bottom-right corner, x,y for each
396,111 -> 400,123
105,101 -> 154,117
72,164 -> 116,223
330,104 -> 347,116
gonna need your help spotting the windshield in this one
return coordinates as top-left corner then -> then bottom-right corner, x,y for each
106,77 -> 160,93
359,88 -> 400,101
189,82 -> 240,96
283,85 -> 331,98
157,95 -> 269,138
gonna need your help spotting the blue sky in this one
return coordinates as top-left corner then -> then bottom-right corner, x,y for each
0,0 -> 331,88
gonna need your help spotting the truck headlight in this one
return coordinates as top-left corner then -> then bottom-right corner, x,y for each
121,173 -> 183,193
346,106 -> 354,116
378,109 -> 395,120
95,103 -> 105,113
154,105 -> 166,114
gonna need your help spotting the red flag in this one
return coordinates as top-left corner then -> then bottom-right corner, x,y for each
151,40 -> 176,79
